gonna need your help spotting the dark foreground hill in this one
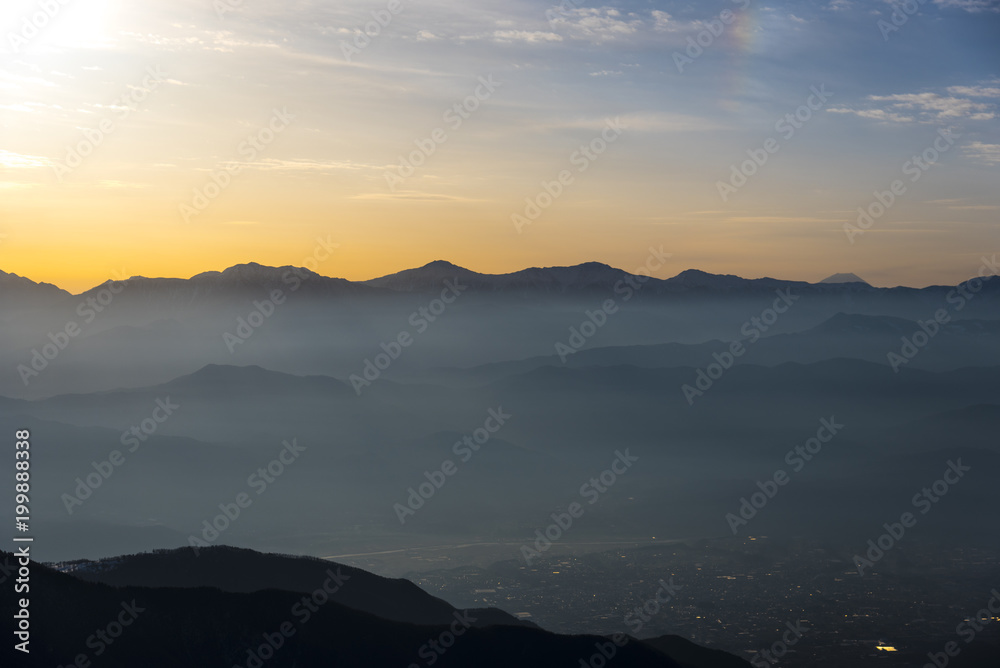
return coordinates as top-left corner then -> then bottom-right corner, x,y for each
1,547 -> 751,668
56,545 -> 528,630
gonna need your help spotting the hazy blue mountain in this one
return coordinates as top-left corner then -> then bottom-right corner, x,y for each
819,273 -> 869,285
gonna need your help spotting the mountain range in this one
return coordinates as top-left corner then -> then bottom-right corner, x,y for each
2,260 -> 993,301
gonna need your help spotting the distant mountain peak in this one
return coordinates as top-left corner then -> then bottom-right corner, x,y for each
421,259 -> 469,271
190,262 -> 319,282
0,269 -> 71,305
665,269 -> 748,288
86,262 -> 368,302
819,272 -> 869,285
190,363 -> 271,377
575,261 -> 616,270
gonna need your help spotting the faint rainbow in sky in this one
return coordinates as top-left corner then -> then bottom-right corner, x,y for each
723,6 -> 761,109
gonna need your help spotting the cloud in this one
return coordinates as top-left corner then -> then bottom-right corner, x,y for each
870,92 -> 995,120
963,141 -> 1000,165
0,150 -> 56,169
536,112 -> 721,133
246,158 -> 369,172
829,86 -> 997,123
549,7 -> 644,42
490,30 -> 563,44
932,0 -> 1000,12
351,191 -> 485,202
828,107 -> 915,123
946,85 -> 1000,98
925,198 -> 999,209
190,158 -> 375,175
651,10 -> 673,32
722,216 -> 834,224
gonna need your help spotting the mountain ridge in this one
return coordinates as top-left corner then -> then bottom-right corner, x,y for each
3,548 -> 720,668
7,261 -> 995,296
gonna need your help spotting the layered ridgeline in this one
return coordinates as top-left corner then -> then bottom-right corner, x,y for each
0,546 -> 750,668
1,359 -> 997,563
0,260 -> 997,399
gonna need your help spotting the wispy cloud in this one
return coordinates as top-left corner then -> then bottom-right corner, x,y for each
963,141 -> 1000,165
549,7 -> 644,42
932,0 -> 1000,12
247,158 -> 370,172
534,112 -> 720,133
828,107 -> 914,123
946,85 -> 1000,98
829,85 -> 997,123
490,30 -> 563,44
870,92 -> 995,120
351,191 -> 486,202
0,150 -> 56,169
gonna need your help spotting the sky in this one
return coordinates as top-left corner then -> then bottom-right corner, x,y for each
0,0 -> 998,292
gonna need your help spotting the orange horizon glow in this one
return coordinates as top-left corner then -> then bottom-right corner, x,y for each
1,0 -> 997,295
